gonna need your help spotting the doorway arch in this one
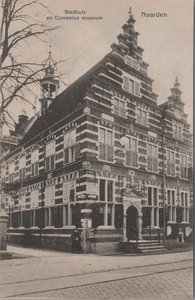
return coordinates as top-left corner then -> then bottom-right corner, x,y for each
126,206 -> 138,240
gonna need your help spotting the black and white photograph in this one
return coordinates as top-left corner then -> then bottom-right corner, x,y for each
0,0 -> 193,299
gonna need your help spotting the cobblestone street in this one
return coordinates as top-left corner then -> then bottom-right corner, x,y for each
0,246 -> 193,299
21,268 -> 192,299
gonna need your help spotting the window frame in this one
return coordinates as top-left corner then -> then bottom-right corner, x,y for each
124,136 -> 138,168
98,178 -> 114,227
98,127 -> 114,162
123,74 -> 141,97
166,149 -> 175,176
147,143 -> 158,173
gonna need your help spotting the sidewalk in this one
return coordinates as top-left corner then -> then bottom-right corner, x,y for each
7,244 -> 193,258
2,245 -> 192,279
7,245 -> 72,258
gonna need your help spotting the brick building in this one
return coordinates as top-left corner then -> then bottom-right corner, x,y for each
0,8 -> 192,253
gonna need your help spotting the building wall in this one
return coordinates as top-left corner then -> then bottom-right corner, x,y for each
0,13 -> 193,252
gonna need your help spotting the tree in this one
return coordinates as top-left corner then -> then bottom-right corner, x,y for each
0,0 -> 62,154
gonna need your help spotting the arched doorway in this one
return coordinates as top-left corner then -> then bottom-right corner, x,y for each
126,206 -> 138,240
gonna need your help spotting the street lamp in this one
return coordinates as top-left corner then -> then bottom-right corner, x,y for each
161,115 -> 167,247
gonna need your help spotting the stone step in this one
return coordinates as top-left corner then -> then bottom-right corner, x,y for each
119,240 -> 167,255
137,246 -> 165,251
139,248 -> 167,254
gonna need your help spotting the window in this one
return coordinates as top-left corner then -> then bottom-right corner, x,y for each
0,165 -> 6,184
8,161 -> 15,178
123,76 -> 140,96
180,154 -> 188,179
63,180 -> 76,202
31,162 -> 39,176
136,108 -> 148,126
166,150 -> 175,176
45,155 -> 55,171
180,192 -> 189,223
64,130 -> 76,164
107,180 -> 113,202
9,173 -> 14,183
31,149 -> 39,176
147,144 -> 158,172
19,168 -> 26,181
147,187 -> 158,206
64,146 -> 75,163
125,56 -> 139,70
173,124 -> 183,139
46,141 -> 55,171
31,190 -> 39,208
143,187 -> 159,227
19,155 -> 26,181
167,190 -> 176,222
113,98 -> 126,118
99,128 -> 113,161
45,185 -> 55,206
98,179 -> 114,226
99,179 -> 113,202
100,179 -> 106,201
125,137 -> 137,167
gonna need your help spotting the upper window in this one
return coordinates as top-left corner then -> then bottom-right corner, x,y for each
123,76 -> 140,97
19,168 -> 26,181
147,144 -> 158,172
63,180 -> 76,202
173,123 -> 183,139
113,98 -> 126,118
167,190 -> 175,206
31,190 -> 39,209
136,107 -> 148,126
64,129 -> 76,164
46,141 -> 55,157
45,185 -> 55,206
45,155 -> 55,171
31,162 -> 39,176
125,137 -> 137,167
45,141 -> 55,171
125,56 -> 139,70
166,150 -> 175,176
99,128 -> 113,162
147,187 -> 158,206
180,154 -> 188,179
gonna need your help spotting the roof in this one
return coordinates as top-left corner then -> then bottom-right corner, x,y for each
20,56 -> 106,145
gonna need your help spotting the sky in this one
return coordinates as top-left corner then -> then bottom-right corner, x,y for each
7,0 -> 193,132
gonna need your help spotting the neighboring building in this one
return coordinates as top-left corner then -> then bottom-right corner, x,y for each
0,8 -> 192,253
1,112 -> 39,158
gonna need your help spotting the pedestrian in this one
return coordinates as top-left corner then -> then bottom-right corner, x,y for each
71,228 -> 81,253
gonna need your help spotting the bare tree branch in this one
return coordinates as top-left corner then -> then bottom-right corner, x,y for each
0,0 -> 66,140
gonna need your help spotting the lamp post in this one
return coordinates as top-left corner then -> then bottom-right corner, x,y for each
39,136 -> 46,247
162,126 -> 167,246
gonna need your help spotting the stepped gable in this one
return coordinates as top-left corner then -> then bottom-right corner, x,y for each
20,7 -> 157,145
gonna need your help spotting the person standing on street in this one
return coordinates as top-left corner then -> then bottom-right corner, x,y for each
71,228 -> 81,253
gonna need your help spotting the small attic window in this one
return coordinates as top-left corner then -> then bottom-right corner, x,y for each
125,55 -> 139,70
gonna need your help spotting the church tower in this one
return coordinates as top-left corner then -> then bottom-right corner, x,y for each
39,46 -> 59,116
